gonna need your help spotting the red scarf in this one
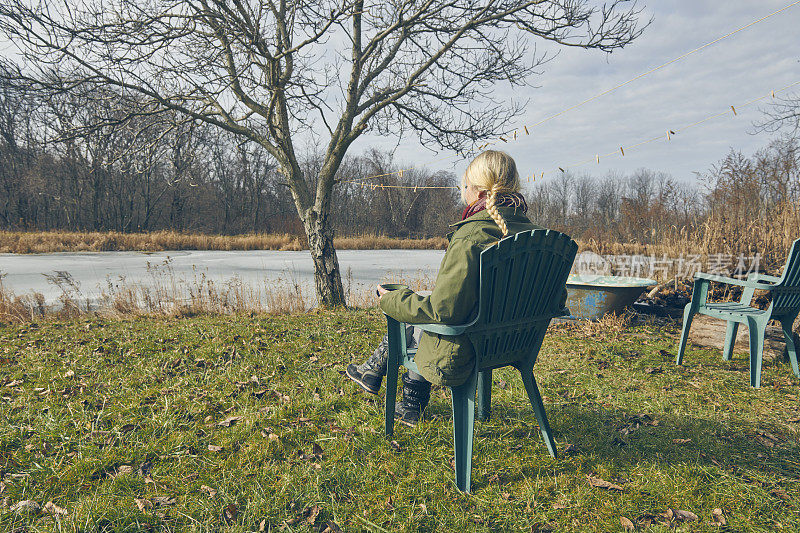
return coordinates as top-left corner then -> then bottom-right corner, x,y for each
461,192 -> 528,221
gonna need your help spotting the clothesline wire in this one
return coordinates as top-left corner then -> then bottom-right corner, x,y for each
339,0 -> 800,185
356,80 -> 800,190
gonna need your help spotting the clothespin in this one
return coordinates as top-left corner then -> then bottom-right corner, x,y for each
771,90 -> 776,98
730,105 -> 737,116
413,185 -> 418,192
596,154 -> 600,164
524,126 -> 529,135
620,147 -> 625,157
398,170 -> 404,179
540,172 -> 544,180
513,131 -> 517,140
558,167 -> 565,173
499,136 -> 508,143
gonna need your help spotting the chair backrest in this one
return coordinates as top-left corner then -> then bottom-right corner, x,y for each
771,238 -> 800,317
468,229 -> 577,371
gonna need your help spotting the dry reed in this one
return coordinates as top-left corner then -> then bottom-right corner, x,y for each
0,231 -> 448,254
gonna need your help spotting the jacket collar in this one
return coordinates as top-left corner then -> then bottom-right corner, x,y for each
448,206 -> 530,229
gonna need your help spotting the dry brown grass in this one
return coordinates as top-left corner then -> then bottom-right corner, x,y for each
0,231 -> 448,253
577,202 -> 800,277
0,259 -> 440,324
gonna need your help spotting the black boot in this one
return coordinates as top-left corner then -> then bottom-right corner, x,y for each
347,327 -> 416,395
394,372 -> 431,427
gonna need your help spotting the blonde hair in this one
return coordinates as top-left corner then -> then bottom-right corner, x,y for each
462,150 -> 521,236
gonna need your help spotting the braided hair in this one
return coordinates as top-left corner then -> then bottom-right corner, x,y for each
462,150 -> 521,236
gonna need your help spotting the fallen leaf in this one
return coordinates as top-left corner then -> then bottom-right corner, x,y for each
673,509 -> 698,521
644,366 -> 663,374
385,496 -> 395,510
63,370 -> 75,378
208,444 -> 223,452
672,438 -> 692,444
587,476 -> 625,491
324,520 -> 342,532
135,498 -> 152,512
563,443 -> 579,456
44,501 -> 68,515
771,487 -> 790,500
636,513 -> 657,527
711,508 -> 726,526
10,500 -> 41,513
390,440 -> 402,451
201,485 -> 217,498
530,522 -> 555,532
120,424 -> 136,433
419,503 -> 428,514
138,460 -> 153,477
306,504 -> 321,525
620,516 -> 635,531
551,502 -> 567,509
151,496 -> 176,507
115,465 -> 133,477
217,416 -> 243,427
501,492 -> 511,501
223,503 -> 238,524
312,442 -> 324,459
259,519 -> 266,532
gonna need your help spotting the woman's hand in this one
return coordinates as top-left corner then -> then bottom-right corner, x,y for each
376,284 -> 390,298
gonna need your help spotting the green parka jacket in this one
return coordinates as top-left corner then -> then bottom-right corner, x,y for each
379,207 -> 543,387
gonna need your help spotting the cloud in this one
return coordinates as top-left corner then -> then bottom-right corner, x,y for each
353,0 -> 800,184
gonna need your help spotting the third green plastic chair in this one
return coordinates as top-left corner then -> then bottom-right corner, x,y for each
676,238 -> 800,388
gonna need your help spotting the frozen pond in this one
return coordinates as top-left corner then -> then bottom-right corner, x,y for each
0,249 -> 444,306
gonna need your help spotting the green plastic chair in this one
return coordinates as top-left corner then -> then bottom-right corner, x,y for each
676,238 -> 800,388
384,229 -> 578,493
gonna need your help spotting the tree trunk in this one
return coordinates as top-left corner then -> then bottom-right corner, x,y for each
302,209 -> 346,308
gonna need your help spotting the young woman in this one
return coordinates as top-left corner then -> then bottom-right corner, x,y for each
346,150 -> 543,426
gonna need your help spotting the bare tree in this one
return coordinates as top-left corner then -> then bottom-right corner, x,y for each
1,0 -> 647,305
756,93 -> 800,137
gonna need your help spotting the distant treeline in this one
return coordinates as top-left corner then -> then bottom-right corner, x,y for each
529,137 -> 800,264
0,77 -> 461,238
1,75 -> 798,262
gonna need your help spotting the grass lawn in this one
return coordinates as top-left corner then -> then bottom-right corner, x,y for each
1,309 -> 798,532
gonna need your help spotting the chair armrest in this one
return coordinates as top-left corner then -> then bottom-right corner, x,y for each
747,272 -> 780,284
417,323 -> 470,336
694,272 -> 775,290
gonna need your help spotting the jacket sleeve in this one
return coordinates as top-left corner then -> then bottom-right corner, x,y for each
379,234 -> 482,325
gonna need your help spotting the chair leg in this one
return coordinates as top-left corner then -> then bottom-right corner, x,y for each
746,317 -> 766,389
677,305 -> 698,365
722,321 -> 739,361
476,370 -> 492,422
384,317 -> 403,436
520,370 -> 557,458
450,373 -> 478,493
781,318 -> 800,378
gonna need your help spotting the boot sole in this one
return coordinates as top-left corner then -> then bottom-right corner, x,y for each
345,366 -> 381,396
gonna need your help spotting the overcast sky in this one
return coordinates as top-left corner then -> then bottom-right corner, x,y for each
351,0 -> 800,185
